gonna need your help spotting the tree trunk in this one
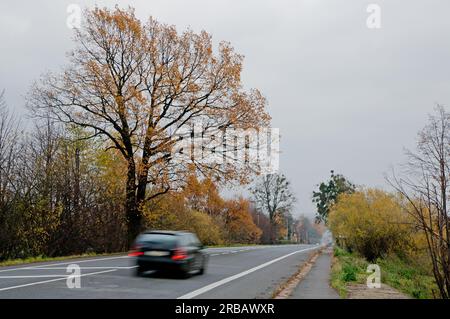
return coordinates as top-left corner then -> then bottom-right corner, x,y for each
270,220 -> 277,244
136,164 -> 150,209
126,159 -> 141,246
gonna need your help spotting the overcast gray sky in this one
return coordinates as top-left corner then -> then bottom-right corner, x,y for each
1,0 -> 450,218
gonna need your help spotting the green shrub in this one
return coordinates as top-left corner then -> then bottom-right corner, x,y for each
341,263 -> 357,282
334,247 -> 349,257
377,255 -> 437,299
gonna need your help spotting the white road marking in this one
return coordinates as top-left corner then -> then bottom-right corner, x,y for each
0,275 -> 73,278
28,266 -> 138,270
0,247 -> 264,273
209,249 -> 252,257
0,255 -> 129,273
0,269 -> 117,292
177,246 -> 318,299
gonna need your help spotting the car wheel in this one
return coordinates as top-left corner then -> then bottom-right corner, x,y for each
179,262 -> 192,279
135,266 -> 145,277
198,256 -> 207,275
179,269 -> 191,279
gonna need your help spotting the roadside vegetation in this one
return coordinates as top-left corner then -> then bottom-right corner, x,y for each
317,106 -> 450,299
330,247 -> 368,298
331,247 -> 437,299
0,252 -> 112,267
327,187 -> 440,299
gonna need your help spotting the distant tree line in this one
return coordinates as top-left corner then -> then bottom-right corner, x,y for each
1,91 -> 128,259
1,91 -> 313,260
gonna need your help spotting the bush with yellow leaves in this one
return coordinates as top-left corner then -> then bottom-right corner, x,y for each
328,189 -> 414,261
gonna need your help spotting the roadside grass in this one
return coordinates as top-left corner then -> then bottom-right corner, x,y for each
377,255 -> 437,299
0,252 -> 124,268
330,247 -> 368,298
331,247 -> 438,299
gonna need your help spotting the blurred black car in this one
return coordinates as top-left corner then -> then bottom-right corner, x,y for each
129,230 -> 208,278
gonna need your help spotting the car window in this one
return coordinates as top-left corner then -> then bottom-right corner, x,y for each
136,233 -> 177,249
179,234 -> 191,247
190,234 -> 201,246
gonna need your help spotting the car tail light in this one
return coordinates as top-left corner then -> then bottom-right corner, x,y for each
172,248 -> 187,261
128,244 -> 144,257
128,251 -> 144,257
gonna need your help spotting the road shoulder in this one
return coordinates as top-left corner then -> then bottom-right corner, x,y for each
288,249 -> 339,299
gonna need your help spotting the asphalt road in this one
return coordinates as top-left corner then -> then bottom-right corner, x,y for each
0,244 -> 320,299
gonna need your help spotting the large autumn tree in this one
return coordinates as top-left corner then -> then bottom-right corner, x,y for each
28,7 -> 270,243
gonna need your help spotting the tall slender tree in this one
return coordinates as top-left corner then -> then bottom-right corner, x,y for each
251,173 -> 296,243
389,105 -> 450,298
